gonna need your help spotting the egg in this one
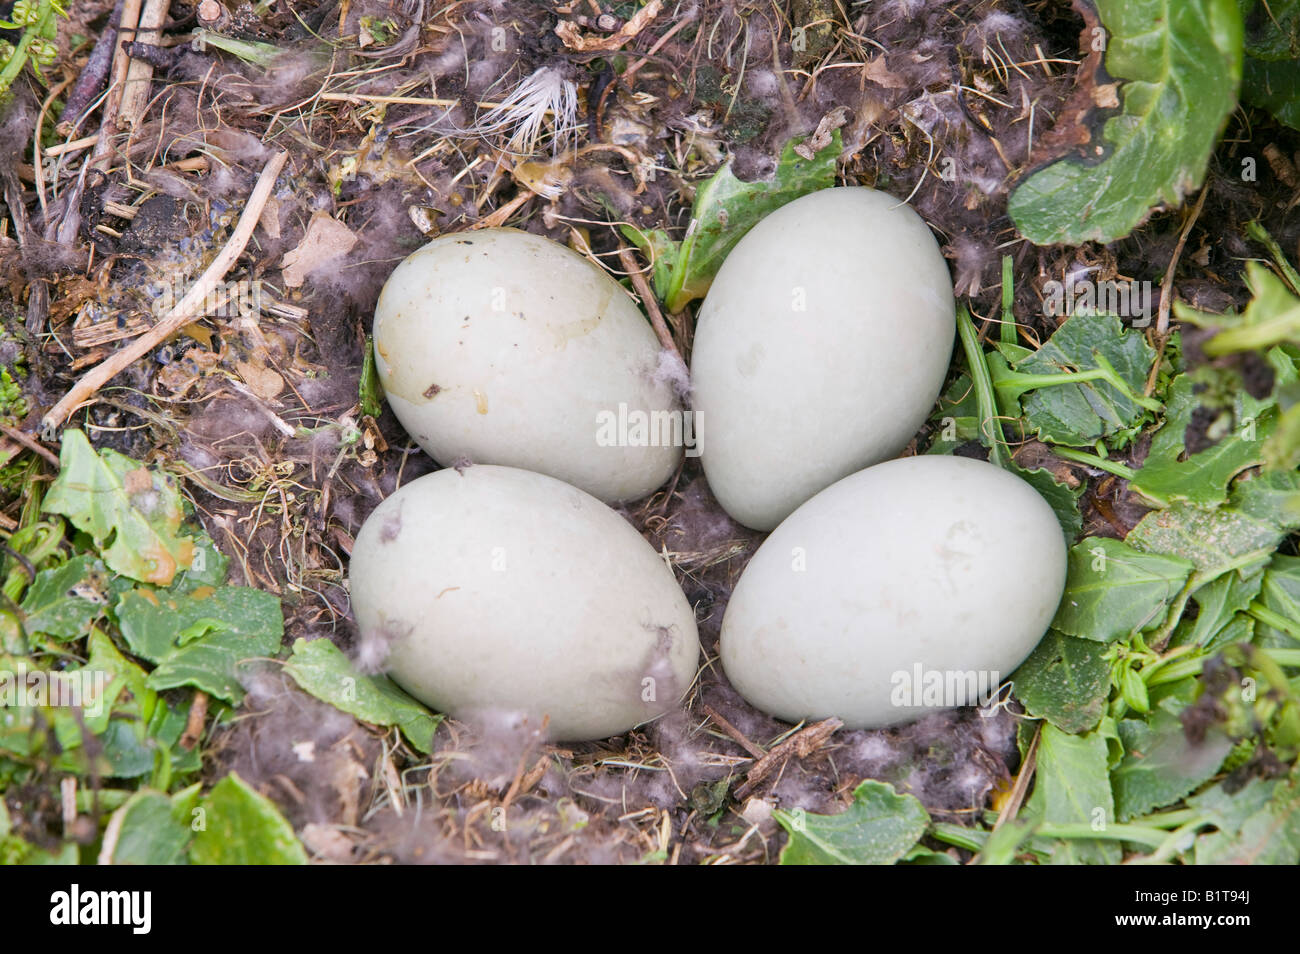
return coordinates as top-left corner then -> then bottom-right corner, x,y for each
372,228 -> 682,503
719,455 -> 1067,729
690,187 -> 956,530
348,465 -> 700,741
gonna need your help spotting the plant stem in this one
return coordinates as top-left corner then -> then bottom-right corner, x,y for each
956,304 -> 1007,468
1000,255 -> 1017,346
1247,220 -> 1300,296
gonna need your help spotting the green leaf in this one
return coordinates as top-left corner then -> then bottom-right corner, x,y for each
1171,561 -> 1267,648
618,225 -> 679,300
1126,471 -> 1300,584
1252,554 -> 1300,647
108,790 -> 190,865
283,637 -> 440,753
1111,701 -> 1235,820
1008,0 -> 1243,245
1130,374 -> 1272,507
1005,314 -> 1157,446
360,335 -> 384,419
1192,766 -> 1300,864
1025,725 -> 1119,863
1052,538 -> 1195,642
117,585 -> 284,703
1242,55 -> 1300,128
43,430 -> 196,586
1239,0 -> 1300,59
660,132 -> 840,312
775,780 -> 929,865
18,555 -> 109,640
189,772 -> 306,865
1011,630 -> 1111,734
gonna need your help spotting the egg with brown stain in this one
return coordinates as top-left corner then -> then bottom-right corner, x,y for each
372,228 -> 682,502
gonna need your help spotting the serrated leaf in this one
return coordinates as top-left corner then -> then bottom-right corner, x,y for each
1052,538 -> 1194,642
1112,701 -> 1235,820
1026,725 -> 1119,863
19,555 -> 110,640
189,772 -> 306,865
660,132 -> 839,312
283,637 -> 439,754
1011,630 -> 1110,733
1130,375 -> 1272,507
1004,314 -> 1156,446
43,430 -> 196,586
1008,0 -> 1243,245
775,780 -> 929,865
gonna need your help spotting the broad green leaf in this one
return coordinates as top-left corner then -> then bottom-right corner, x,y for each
775,780 -> 929,865
1026,725 -> 1119,864
658,132 -> 839,312
1192,766 -> 1300,864
1127,471 -> 1300,586
117,585 -> 283,703
189,772 -> 306,865
1243,55 -> 1300,128
1002,314 -> 1157,446
1130,375 -> 1273,507
1238,0 -> 1300,126
1011,630 -> 1110,734
108,790 -> 190,865
1112,701 -> 1235,820
283,637 -> 440,753
1239,0 -> 1300,58
18,555 -> 110,640
1052,538 -> 1194,642
43,430 -> 196,585
1008,0 -> 1242,245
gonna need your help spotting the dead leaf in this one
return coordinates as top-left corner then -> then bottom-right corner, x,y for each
794,106 -> 850,160
280,212 -> 357,288
1092,83 -> 1119,109
862,55 -> 908,89
258,195 -> 282,240
235,359 -> 285,400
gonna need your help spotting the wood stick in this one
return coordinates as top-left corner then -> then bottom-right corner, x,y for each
119,0 -> 169,128
617,245 -> 683,364
41,150 -> 289,433
89,0 -> 142,171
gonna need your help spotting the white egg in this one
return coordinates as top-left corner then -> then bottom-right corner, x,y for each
348,465 -> 700,741
720,456 -> 1067,729
690,187 -> 956,530
373,228 -> 682,503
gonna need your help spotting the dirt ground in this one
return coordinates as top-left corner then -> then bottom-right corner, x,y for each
2,0 -> 1296,863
